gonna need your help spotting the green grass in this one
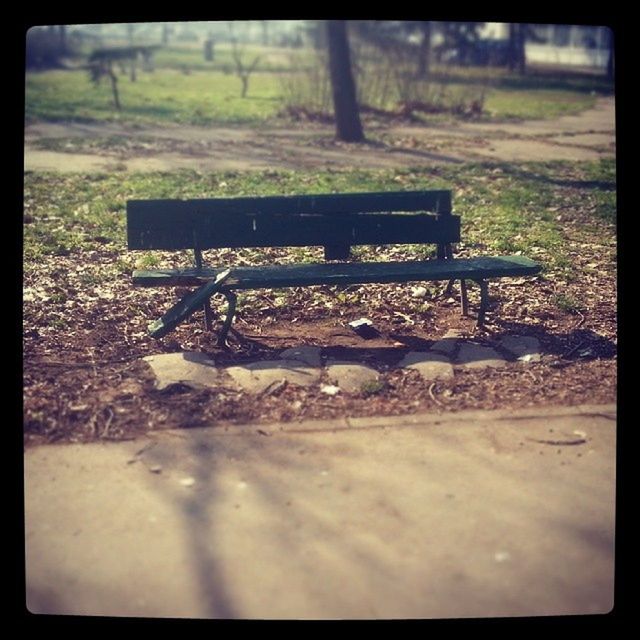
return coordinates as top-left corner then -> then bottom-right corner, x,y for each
552,292 -> 584,313
483,88 -> 596,120
153,44 -> 313,73
25,47 -> 612,127
25,69 -> 284,125
360,379 -> 388,397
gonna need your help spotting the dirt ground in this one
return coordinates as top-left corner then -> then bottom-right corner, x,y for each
23,99 -> 617,446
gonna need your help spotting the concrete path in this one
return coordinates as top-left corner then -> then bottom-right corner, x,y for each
23,97 -> 615,173
24,403 -> 616,620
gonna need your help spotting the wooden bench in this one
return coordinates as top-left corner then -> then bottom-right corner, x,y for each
126,191 -> 541,345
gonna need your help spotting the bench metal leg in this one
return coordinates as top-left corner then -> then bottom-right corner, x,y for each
444,278 -> 455,296
473,279 -> 489,326
460,279 -> 469,316
442,244 -> 456,296
217,290 -> 237,347
203,299 -> 214,331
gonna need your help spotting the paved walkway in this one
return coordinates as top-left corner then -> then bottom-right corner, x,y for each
23,97 -> 615,172
25,403 -> 616,620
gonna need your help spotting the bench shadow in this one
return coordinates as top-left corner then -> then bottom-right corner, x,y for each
495,165 -> 616,191
486,320 -> 617,362
136,436 -> 239,619
361,137 -> 465,164
137,429 -> 408,619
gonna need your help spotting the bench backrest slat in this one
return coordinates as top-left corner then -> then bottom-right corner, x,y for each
127,191 -> 459,251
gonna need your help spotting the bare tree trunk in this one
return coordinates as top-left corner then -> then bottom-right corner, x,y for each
229,27 -> 260,98
326,20 -> 364,142
107,63 -> 121,110
517,25 -> 526,75
204,38 -> 214,61
127,24 -> 135,47
417,22 -> 431,78
58,25 -> 67,54
509,23 -> 527,75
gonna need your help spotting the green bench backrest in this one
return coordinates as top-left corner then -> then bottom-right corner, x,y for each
127,191 -> 460,259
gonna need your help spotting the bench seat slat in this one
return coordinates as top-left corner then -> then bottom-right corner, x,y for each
133,256 -> 541,289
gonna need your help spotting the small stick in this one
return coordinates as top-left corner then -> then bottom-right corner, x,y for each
563,340 -> 586,358
101,406 -> 115,438
428,382 -> 444,407
525,437 -> 587,446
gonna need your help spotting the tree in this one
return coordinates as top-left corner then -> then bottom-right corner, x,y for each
88,46 -> 159,109
229,25 -> 261,98
26,26 -> 74,69
326,20 -> 364,142
606,29 -> 614,81
508,23 -> 526,74
508,24 -> 547,75
58,25 -> 68,55
88,51 -> 122,110
350,20 -> 433,78
416,22 -> 432,78
162,23 -> 172,46
434,22 -> 484,65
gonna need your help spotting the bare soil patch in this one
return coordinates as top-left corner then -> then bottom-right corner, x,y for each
23,266 -> 616,447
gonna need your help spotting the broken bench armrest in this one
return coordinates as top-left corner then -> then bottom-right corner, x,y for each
147,269 -> 231,339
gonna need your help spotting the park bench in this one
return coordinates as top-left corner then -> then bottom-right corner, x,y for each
126,191 -> 541,345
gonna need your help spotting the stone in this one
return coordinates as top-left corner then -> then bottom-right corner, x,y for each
498,336 -> 542,362
225,359 -> 320,394
279,345 -> 322,368
430,338 -> 458,356
325,361 -> 380,394
456,343 -> 507,369
430,329 -> 463,356
398,352 -> 455,381
142,352 -> 219,390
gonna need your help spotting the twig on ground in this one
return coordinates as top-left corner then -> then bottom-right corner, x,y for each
563,340 -> 586,359
101,406 -> 115,438
259,379 -> 287,397
428,382 -> 445,407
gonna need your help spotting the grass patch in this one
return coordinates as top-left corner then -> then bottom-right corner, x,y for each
25,69 -> 284,125
26,55 -> 611,127
552,292 -> 584,313
360,379 -> 388,397
153,44 -> 314,73
483,88 -> 596,121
